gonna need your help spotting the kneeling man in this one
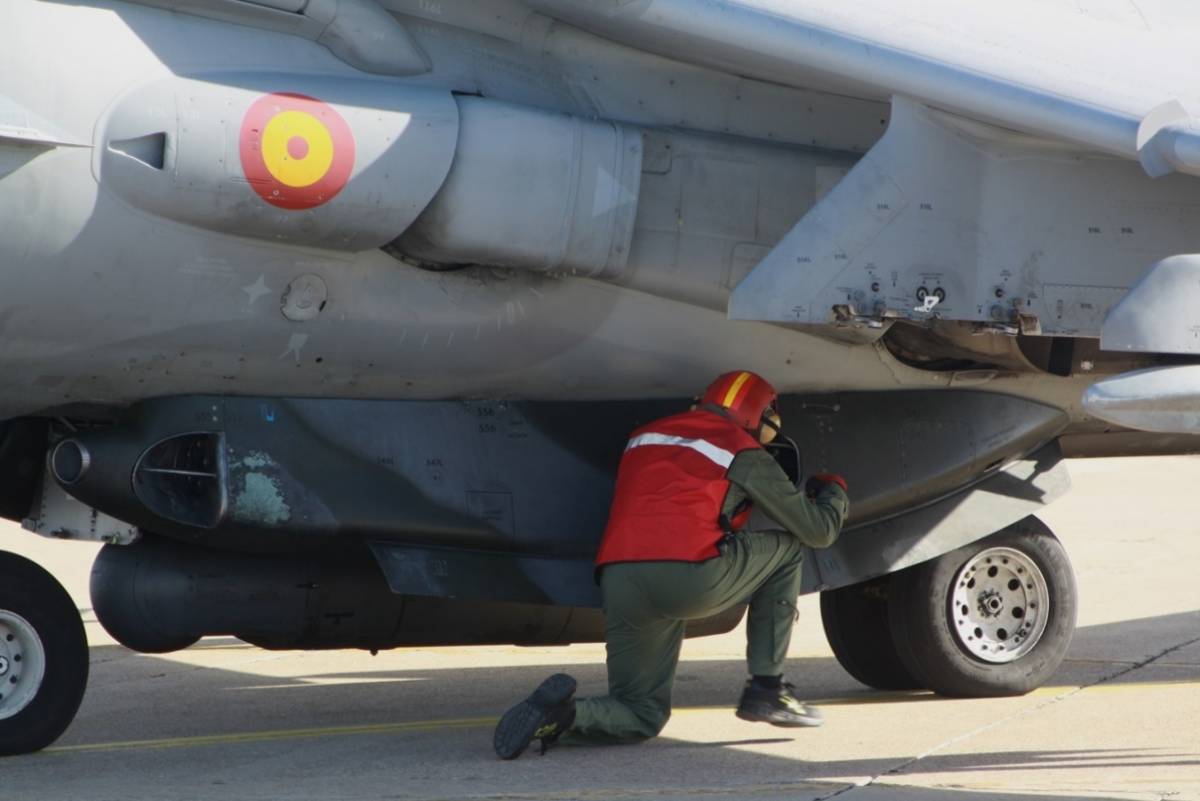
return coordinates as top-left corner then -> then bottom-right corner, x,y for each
494,371 -> 849,758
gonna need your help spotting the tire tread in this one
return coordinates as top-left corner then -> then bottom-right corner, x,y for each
0,551 -> 89,756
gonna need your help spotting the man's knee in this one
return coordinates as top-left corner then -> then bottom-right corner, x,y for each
570,694 -> 671,742
627,698 -> 672,739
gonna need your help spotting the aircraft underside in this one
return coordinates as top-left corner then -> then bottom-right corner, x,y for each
2,0 -> 1200,756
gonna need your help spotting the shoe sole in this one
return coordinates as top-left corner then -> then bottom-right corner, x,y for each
493,673 -> 577,760
735,703 -> 824,728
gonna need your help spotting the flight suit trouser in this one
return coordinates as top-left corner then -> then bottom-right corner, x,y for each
568,530 -> 805,743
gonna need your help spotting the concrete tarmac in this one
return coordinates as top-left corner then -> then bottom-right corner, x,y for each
1,456 -> 1198,801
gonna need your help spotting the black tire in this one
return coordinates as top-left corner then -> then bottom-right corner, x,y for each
0,551 -> 89,755
888,516 -> 1076,698
821,576 -> 924,691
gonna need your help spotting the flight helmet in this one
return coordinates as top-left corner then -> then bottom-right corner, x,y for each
700,371 -> 778,432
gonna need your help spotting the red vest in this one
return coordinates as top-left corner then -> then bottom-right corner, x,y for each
595,410 -> 763,568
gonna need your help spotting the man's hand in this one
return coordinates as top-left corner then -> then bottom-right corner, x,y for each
805,473 -> 848,498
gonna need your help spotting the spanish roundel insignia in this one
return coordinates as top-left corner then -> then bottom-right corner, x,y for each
239,93 -> 355,210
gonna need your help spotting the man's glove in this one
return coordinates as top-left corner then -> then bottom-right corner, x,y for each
805,472 -> 848,498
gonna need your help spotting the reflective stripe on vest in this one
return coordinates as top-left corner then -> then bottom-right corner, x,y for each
624,432 -> 736,469
594,409 -> 763,569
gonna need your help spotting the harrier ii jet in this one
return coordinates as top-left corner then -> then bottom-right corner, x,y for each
3,0 -> 1199,754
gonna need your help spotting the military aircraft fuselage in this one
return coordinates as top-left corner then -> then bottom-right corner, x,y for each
6,0 -> 1200,754
6,0 -> 1186,431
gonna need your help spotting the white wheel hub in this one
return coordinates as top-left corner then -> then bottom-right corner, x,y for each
950,546 -> 1050,664
0,611 -> 48,720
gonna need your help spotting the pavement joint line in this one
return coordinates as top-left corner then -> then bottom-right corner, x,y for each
810,632 -> 1200,801
878,779 -> 1176,801
1079,633 -> 1200,690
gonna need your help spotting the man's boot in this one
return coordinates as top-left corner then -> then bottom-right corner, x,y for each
493,673 -> 577,759
735,679 -> 824,727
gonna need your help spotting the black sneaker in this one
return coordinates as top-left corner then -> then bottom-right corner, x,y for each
493,673 -> 577,759
735,680 -> 824,727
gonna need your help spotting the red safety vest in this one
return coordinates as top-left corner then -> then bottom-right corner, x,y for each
595,409 -> 763,568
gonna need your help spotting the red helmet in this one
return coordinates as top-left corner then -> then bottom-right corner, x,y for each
700,371 -> 778,431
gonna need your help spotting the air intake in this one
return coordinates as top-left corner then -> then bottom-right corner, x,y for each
133,432 -> 226,528
108,132 -> 166,170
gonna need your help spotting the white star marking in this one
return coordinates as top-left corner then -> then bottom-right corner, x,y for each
242,276 -> 272,305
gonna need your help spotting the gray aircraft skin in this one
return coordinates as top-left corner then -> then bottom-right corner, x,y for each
3,0 -> 1200,754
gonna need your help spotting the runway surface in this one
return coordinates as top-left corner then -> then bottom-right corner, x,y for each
1,456 -> 1197,801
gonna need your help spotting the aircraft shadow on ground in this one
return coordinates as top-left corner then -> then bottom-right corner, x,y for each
7,610 -> 1191,801
1067,609 -> 1200,661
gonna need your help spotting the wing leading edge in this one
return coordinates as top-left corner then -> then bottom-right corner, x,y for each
528,0 -> 1200,179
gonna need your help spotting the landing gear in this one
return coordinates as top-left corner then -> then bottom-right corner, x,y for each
820,576 -> 922,691
888,516 -> 1077,697
0,551 -> 88,755
821,516 -> 1077,697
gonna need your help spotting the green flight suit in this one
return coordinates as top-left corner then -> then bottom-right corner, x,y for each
568,449 -> 849,743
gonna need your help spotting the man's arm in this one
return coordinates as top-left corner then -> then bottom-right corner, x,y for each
726,449 -> 848,548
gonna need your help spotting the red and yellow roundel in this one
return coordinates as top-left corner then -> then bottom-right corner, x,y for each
239,93 -> 355,210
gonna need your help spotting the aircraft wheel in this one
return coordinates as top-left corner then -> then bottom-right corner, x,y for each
888,516 -> 1076,697
820,577 -> 923,691
0,551 -> 89,755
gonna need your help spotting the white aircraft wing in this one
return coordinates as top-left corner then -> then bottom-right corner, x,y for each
529,0 -> 1200,177
530,0 -> 1200,352
0,95 -> 86,147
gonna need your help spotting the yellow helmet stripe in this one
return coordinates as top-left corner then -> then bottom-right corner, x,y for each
721,371 -> 753,408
